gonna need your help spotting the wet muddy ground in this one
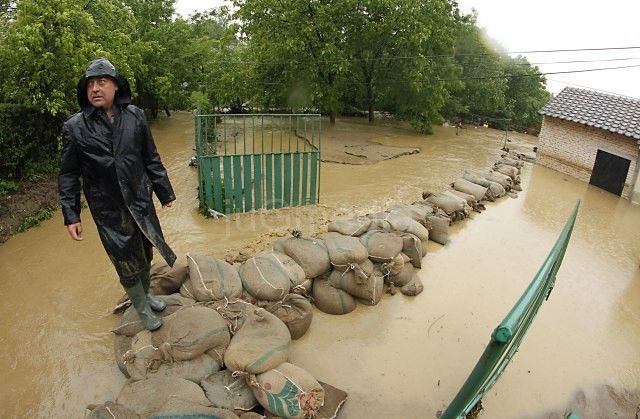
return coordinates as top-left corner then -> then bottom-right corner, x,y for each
0,113 -> 639,418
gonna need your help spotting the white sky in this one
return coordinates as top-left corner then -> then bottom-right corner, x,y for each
175,0 -> 640,98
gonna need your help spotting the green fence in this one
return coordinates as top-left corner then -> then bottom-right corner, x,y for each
195,114 -> 321,214
441,201 -> 580,419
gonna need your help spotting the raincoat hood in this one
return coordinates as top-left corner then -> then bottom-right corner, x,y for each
77,58 -> 132,112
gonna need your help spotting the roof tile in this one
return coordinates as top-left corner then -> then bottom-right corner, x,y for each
539,87 -> 640,140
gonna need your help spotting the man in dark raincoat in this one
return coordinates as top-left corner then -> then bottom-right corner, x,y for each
59,58 -> 176,330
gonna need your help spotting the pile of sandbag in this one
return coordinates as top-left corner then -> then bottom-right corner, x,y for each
94,151 -> 530,418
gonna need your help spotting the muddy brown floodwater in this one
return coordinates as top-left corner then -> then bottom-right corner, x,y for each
0,112 -> 639,418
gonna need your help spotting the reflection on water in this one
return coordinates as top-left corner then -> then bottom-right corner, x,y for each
0,113 -> 638,418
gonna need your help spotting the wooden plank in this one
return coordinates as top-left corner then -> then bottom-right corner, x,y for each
292,152 -> 300,206
265,154 -> 273,210
254,154 -> 262,210
233,155 -> 243,213
310,151 -> 319,205
243,154 -> 252,211
301,152 -> 309,205
274,154 -> 282,209
222,156 -> 233,213
284,153 -> 292,207
211,156 -> 223,212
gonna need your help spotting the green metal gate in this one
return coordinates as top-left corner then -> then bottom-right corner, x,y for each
195,114 -> 321,214
441,201 -> 580,418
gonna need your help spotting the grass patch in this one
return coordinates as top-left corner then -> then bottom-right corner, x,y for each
17,203 -> 58,232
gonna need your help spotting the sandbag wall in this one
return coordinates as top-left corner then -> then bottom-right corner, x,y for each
90,151 -> 527,418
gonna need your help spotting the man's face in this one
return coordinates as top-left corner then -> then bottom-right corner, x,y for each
86,77 -> 118,110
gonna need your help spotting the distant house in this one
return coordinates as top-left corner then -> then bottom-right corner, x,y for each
538,87 -> 640,200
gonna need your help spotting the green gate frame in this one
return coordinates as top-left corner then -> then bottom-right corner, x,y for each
195,113 -> 321,214
441,201 -> 580,418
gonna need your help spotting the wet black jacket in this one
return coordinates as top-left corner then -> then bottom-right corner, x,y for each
58,61 -> 176,276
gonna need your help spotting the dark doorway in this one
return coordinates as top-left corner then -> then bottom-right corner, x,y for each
589,149 -> 630,196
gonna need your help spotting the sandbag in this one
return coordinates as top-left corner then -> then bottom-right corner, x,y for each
445,189 -> 476,207
390,261 -> 417,287
359,230 -> 403,263
224,308 -> 291,374
427,214 -> 450,245
151,306 -> 231,362
380,253 -> 409,277
494,164 -> 519,182
328,262 -> 384,305
401,276 -> 424,296
112,294 -> 196,337
478,170 -> 512,189
498,156 -> 523,169
180,254 -> 243,302
124,330 -> 221,382
251,363 -> 324,419
400,233 -> 422,268
117,377 -> 212,417
423,192 -> 464,215
259,294 -> 313,340
150,259 -> 189,295
150,397 -> 239,419
282,235 -> 331,279
239,252 -> 305,301
114,335 -> 132,377
388,203 -> 433,227
452,178 -> 488,202
207,298 -> 255,335
485,179 -> 506,199
86,402 -> 140,419
272,237 -> 287,253
463,171 -> 491,188
201,369 -> 258,412
368,211 -> 430,242
311,278 -> 357,315
319,232 -> 369,272
327,216 -> 371,236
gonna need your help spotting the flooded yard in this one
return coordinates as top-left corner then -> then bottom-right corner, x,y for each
0,112 -> 638,418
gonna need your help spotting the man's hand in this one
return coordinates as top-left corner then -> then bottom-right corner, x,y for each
66,222 -> 83,241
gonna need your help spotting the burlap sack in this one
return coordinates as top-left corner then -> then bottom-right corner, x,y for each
401,276 -> 424,296
369,211 -> 430,242
114,335 -> 132,377
180,254 -> 243,302
124,330 -> 221,382
259,294 -> 313,340
328,262 -> 384,305
327,216 -> 371,236
311,278 -> 357,315
478,170 -> 512,189
151,306 -> 231,362
251,363 -> 324,419
150,397 -> 239,418
463,171 -> 491,188
380,253 -> 408,277
150,259 -> 189,295
359,230 -> 403,263
427,214 -> 450,245
86,402 -> 140,419
388,203 -> 433,227
445,189 -> 476,206
494,164 -> 519,182
390,261 -> 417,287
498,156 -> 523,169
201,369 -> 258,412
117,377 -> 212,417
112,294 -> 196,337
424,191 -> 464,215
207,298 -> 255,335
452,178 -> 488,202
224,308 -> 291,374
400,233 -> 422,268
239,251 -> 305,301
319,232 -> 369,272
282,235 -> 331,279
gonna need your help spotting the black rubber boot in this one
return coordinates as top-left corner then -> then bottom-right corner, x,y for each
141,272 -> 166,312
124,282 -> 162,331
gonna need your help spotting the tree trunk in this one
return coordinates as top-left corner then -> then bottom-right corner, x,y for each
329,112 -> 336,125
164,108 -> 171,117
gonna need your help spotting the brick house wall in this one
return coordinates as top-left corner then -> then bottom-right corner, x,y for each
537,116 -> 639,198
